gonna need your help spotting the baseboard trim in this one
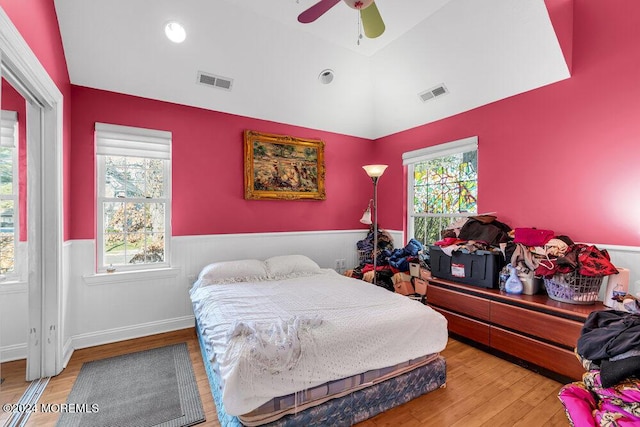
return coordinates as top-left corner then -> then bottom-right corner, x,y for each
62,337 -> 73,368
1,342 -> 27,363
69,315 -> 195,353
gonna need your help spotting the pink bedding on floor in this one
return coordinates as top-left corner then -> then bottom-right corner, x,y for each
558,370 -> 640,426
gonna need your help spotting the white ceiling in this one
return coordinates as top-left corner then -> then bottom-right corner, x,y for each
54,0 -> 570,139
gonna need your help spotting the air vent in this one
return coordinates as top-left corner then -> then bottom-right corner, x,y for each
418,84 -> 448,102
197,71 -> 233,91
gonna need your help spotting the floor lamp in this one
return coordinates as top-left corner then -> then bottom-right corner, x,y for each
362,164 -> 388,285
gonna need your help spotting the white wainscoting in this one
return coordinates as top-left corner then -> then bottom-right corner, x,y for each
594,244 -> 640,298
66,240 -> 192,362
0,281 -> 28,362
0,241 -> 30,363
25,232 -> 640,368
61,229 -> 396,366
62,241 -> 73,367
172,229 -> 402,283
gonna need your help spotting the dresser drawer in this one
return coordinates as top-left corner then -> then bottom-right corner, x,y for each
428,285 -> 491,321
432,306 -> 490,346
490,326 -> 585,380
490,300 -> 583,348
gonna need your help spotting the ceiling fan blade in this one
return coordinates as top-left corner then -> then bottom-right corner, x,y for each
298,0 -> 341,23
360,2 -> 385,38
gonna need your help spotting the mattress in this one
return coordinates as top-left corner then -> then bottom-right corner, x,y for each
196,318 -> 447,427
238,353 -> 439,425
190,266 -> 448,418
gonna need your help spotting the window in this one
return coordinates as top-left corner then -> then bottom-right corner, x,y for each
95,123 -> 171,272
403,136 -> 478,245
0,110 -> 19,277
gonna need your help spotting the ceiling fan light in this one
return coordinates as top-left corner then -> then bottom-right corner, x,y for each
343,0 -> 374,10
164,21 -> 186,43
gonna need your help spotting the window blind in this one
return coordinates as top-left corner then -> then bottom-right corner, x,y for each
402,136 -> 477,165
0,110 -> 18,148
95,122 -> 171,160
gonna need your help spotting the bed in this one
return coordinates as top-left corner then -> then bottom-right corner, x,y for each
190,255 -> 448,426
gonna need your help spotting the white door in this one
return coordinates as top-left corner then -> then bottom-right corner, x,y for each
0,9 -> 64,380
0,78 -> 29,380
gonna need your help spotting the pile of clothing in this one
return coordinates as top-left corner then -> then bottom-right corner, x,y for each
432,216 -> 620,297
438,214 -> 512,248
534,244 -> 619,278
501,232 -> 617,280
433,214 -> 512,268
355,226 -> 395,267
558,309 -> 640,425
353,216 -> 620,298
347,227 -> 425,292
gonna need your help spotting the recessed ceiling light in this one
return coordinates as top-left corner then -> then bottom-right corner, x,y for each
165,21 -> 186,43
318,69 -> 335,85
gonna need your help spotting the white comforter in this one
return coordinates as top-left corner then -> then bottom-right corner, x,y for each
190,269 -> 448,416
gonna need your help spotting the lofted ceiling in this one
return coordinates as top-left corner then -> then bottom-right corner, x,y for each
53,0 -> 570,139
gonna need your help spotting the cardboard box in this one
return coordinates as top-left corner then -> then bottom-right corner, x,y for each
413,277 -> 427,295
429,245 -> 504,289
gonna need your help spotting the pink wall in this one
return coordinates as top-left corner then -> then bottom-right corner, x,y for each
70,86 -> 374,239
374,0 -> 640,247
6,0 -> 640,247
0,0 -> 72,240
1,80 -> 26,241
545,0 -> 574,73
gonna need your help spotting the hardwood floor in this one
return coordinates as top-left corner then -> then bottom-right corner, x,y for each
359,339 -> 569,427
8,329 -> 569,426
0,359 -> 28,426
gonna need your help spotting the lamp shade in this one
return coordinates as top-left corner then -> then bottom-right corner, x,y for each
359,206 -> 372,224
362,164 -> 388,178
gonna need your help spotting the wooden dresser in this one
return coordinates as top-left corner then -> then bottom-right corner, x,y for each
427,277 -> 606,381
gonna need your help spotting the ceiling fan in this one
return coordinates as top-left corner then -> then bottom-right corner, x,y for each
298,0 -> 385,39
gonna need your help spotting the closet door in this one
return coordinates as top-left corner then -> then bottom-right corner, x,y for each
0,9 -> 65,380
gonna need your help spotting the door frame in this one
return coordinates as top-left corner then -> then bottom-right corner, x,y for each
0,8 -> 64,379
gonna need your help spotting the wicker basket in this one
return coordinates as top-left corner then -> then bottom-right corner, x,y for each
543,271 -> 604,305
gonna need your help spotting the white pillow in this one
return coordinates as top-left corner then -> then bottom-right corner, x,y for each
265,255 -> 321,278
197,259 -> 268,285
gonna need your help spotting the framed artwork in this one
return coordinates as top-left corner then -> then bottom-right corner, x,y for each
244,130 -> 326,200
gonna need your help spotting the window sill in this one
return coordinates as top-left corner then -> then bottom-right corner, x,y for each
82,267 -> 181,286
0,280 -> 28,294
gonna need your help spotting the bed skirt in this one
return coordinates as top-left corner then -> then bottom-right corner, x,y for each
196,322 -> 447,427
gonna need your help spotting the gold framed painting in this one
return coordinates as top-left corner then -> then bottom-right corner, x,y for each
244,130 -> 326,200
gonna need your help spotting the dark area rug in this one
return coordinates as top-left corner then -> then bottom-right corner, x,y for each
56,342 -> 205,427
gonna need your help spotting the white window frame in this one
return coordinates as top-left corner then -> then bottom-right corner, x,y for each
0,110 -> 22,281
95,123 -> 172,273
403,136 -> 478,244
